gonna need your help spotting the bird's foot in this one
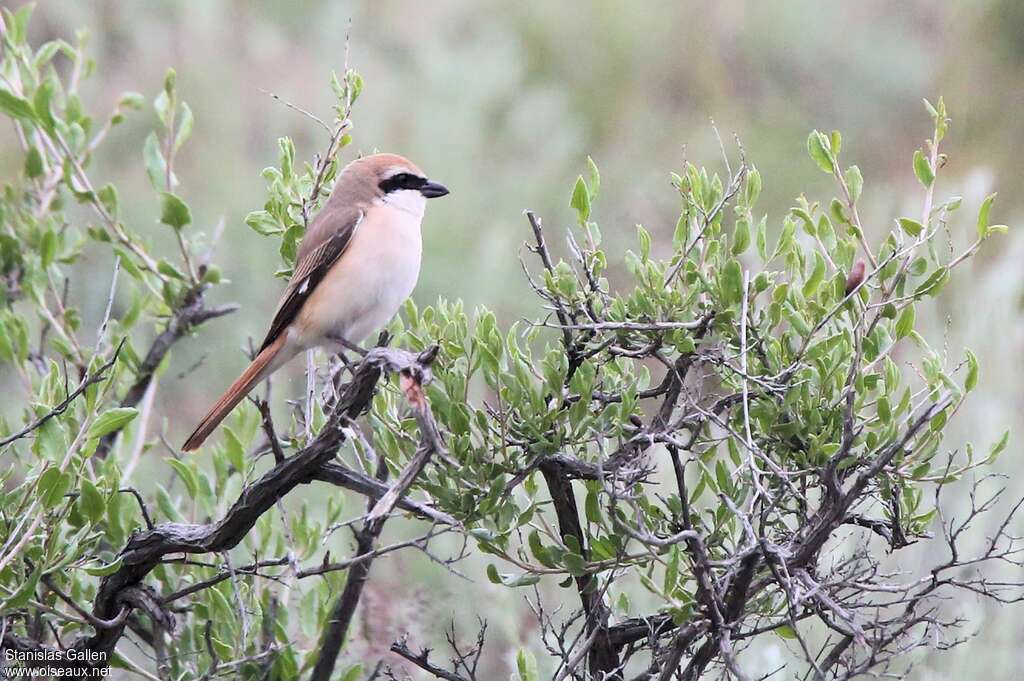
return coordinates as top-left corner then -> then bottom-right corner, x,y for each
326,333 -> 369,357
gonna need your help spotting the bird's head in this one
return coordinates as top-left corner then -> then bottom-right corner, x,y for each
339,153 -> 449,217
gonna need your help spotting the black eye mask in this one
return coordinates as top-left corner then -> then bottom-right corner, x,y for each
378,172 -> 427,194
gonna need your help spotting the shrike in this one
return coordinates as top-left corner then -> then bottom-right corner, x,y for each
182,153 -> 448,451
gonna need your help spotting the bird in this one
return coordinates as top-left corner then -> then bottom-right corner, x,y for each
182,153 -> 449,451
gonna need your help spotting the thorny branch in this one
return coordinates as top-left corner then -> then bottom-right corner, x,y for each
1,346 -> 445,677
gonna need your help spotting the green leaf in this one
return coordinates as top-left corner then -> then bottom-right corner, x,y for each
977,193 -> 997,239
964,349 -> 978,392
829,130 -> 842,157
744,166 -> 761,206
38,467 -> 71,509
98,184 -> 119,218
143,132 -> 168,190
585,490 -> 601,524
40,229 -> 57,268
79,479 -> 106,524
2,564 -> 41,611
83,556 -> 123,577
517,649 -> 539,681
569,176 -> 591,223
913,267 -> 949,298
586,156 -> 600,198
773,217 -> 796,259
174,102 -> 194,151
157,259 -> 186,280
119,91 -> 145,110
33,77 -> 56,131
88,407 -> 139,440
802,252 -> 826,298
894,305 -> 915,339
0,87 -> 35,120
720,259 -> 743,306
339,665 -> 363,681
562,552 -> 588,577
486,563 -> 502,584
806,130 -> 834,173
732,218 -> 751,255
160,192 -> 191,231
673,212 -> 690,249
897,217 -> 924,237
845,165 -> 863,203
245,210 -> 282,236
876,396 -> 891,423
167,458 -> 199,498
984,430 -> 1010,465
913,149 -> 934,188
755,215 -> 768,260
24,146 -> 44,178
637,225 -> 651,260
775,624 -> 798,640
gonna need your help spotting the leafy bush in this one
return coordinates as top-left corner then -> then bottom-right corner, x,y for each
0,8 -> 1017,681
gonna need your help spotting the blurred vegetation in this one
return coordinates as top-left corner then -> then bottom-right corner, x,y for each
0,1 -> 1022,679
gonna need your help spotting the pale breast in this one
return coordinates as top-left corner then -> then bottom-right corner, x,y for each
293,204 -> 422,346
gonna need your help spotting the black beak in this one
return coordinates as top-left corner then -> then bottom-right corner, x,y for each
419,179 -> 450,199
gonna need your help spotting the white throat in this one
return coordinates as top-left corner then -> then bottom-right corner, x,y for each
379,189 -> 426,219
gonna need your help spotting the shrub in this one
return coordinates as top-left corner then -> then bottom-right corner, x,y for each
0,9 -> 1016,680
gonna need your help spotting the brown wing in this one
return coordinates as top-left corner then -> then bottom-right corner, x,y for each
258,206 -> 364,352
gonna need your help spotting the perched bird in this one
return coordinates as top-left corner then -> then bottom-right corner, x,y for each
182,153 -> 449,451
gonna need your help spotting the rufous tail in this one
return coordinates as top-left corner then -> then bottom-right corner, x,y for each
182,335 -> 287,452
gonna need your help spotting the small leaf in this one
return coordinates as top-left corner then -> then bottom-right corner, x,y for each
174,102 -> 194,151
157,259 -> 186,280
2,565 -> 41,611
964,349 -> 978,392
897,217 -> 924,237
720,259 -> 744,306
744,166 -> 761,206
845,165 -> 863,203
245,210 -> 282,236
98,184 -> 119,218
894,305 -> 915,339
0,87 -> 35,120
876,396 -> 892,423
732,218 -> 751,255
517,649 -> 539,681
586,156 -> 600,198
913,267 -> 949,298
806,130 -> 834,173
569,176 -> 591,223
24,146 -> 44,178
38,467 -> 71,509
33,77 -> 56,131
830,130 -> 842,157
913,149 -> 934,188
119,91 -> 145,110
167,458 -> 198,497
984,430 -> 1010,465
143,132 -> 167,190
83,557 -> 124,577
637,225 -> 651,260
486,563 -> 502,584
159,193 -> 191,231
977,192 -> 997,239
802,252 -> 826,298
40,229 -> 57,268
88,407 -> 139,440
79,479 -> 106,524
775,624 -> 798,640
